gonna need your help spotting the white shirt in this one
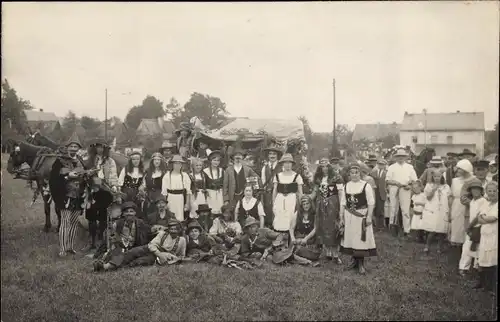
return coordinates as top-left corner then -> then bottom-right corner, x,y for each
161,171 -> 192,196
235,197 -> 266,218
386,162 -> 418,186
411,193 -> 426,213
470,197 -> 487,224
233,163 -> 243,174
261,161 -> 279,183
273,171 -> 304,185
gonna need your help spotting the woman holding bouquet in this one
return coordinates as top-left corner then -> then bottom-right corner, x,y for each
311,157 -> 344,263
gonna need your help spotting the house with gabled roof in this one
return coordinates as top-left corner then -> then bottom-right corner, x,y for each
400,111 -> 485,157
136,117 -> 175,139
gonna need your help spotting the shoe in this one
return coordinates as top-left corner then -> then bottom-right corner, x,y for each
67,249 -> 77,255
58,251 -> 67,258
333,257 -> 343,265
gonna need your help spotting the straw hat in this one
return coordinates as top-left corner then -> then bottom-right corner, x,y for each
278,153 -> 295,164
429,156 -> 443,165
394,149 -> 409,157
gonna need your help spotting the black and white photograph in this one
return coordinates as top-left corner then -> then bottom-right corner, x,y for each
1,2 -> 498,321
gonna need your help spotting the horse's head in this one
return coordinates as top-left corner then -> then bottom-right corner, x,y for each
418,147 -> 436,164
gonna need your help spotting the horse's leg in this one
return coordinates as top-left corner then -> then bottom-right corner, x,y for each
55,205 -> 62,233
43,193 -> 52,232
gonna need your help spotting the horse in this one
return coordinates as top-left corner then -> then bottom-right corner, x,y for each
6,139 -> 63,232
413,147 -> 436,178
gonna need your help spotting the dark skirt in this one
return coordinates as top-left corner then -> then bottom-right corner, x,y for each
316,194 -> 341,247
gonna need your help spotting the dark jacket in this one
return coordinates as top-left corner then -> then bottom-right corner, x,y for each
114,218 -> 152,247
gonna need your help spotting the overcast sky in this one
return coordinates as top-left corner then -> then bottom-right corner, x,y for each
2,2 -> 499,131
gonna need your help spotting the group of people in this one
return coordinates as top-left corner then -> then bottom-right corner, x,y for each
48,125 -> 498,287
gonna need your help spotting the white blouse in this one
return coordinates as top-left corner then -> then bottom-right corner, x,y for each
235,197 -> 266,217
161,171 -> 192,195
118,167 -> 143,187
273,171 -> 304,185
340,180 -> 375,207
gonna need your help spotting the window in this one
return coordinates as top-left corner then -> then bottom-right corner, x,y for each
431,135 -> 438,143
412,136 -> 418,143
446,135 -> 453,144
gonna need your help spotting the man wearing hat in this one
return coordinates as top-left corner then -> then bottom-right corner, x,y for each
365,154 -> 378,170
159,141 -> 177,168
458,149 -> 476,162
370,158 -> 389,228
51,132 -> 87,257
487,158 -> 497,182
239,216 -> 279,261
419,156 -> 445,186
473,159 -> 491,190
385,148 -> 418,235
261,144 -> 283,228
223,148 -> 260,208
147,194 -> 175,234
148,218 -> 187,265
93,202 -> 153,272
444,152 -> 459,186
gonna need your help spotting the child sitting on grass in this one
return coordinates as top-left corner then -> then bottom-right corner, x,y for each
185,220 -> 215,262
410,180 -> 426,243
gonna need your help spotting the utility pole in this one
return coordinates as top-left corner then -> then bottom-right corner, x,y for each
332,78 -> 337,158
105,88 -> 108,142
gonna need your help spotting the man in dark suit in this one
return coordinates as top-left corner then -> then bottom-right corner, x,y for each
223,148 -> 260,208
370,158 -> 388,229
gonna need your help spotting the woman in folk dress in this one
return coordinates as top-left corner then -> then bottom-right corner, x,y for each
340,163 -> 377,275
449,159 -> 474,246
234,184 -> 266,229
143,152 -> 168,214
118,151 -> 145,203
272,153 -> 303,233
204,150 -> 224,216
290,195 -> 321,263
189,158 -> 208,220
420,170 -> 451,254
162,155 -> 192,222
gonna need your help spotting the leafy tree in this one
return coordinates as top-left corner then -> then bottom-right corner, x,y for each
1,79 -> 32,135
125,95 -> 165,129
80,116 -> 101,130
180,92 -> 229,130
62,110 -> 79,138
381,133 -> 400,149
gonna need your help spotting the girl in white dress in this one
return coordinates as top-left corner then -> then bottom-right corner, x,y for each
272,153 -> 303,232
161,155 -> 192,222
189,158 -> 208,220
421,170 -> 451,254
340,163 -> 376,275
474,181 -> 498,293
410,180 -> 426,242
234,184 -> 266,229
204,151 -> 224,216
449,160 -> 474,246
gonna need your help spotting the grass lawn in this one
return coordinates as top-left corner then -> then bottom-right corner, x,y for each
0,154 -> 497,321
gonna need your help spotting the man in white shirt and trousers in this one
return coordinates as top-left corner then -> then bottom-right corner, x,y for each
261,144 -> 283,228
386,148 -> 418,237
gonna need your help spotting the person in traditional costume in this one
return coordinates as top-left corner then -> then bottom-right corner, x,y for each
290,196 -> 321,263
118,151 -> 145,202
195,204 -> 214,232
386,148 -> 418,237
193,138 -> 212,167
420,156 -> 445,186
239,217 -> 279,261
360,163 -> 376,200
185,220 -> 215,262
189,158 -> 208,221
223,148 -> 260,208
162,155 -> 192,222
143,152 -> 168,214
310,157 -> 343,263
234,184 -> 266,229
370,159 -> 388,229
474,160 -> 491,190
260,144 -> 282,228
450,159 -> 475,246
92,202 -> 153,272
147,194 -> 175,234
420,170 -> 451,254
458,148 -> 476,162
473,181 -> 498,294
330,157 -> 341,172
204,150 -> 225,216
487,159 -> 497,182
365,155 -> 378,170
159,141 -> 177,169
84,138 -> 119,251
444,152 -> 459,186
175,122 -> 194,160
459,179 -> 487,276
409,180 -> 426,243
208,205 -> 242,261
148,218 -> 187,265
50,133 -> 87,257
340,163 -> 377,275
272,153 -> 303,233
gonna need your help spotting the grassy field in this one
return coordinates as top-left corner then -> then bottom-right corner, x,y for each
1,154 -> 497,321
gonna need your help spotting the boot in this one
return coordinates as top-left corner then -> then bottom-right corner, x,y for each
358,258 -> 366,275
346,257 -> 358,270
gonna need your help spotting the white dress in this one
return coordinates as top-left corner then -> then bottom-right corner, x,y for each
449,177 -> 468,244
272,171 -> 303,231
420,183 -> 451,234
410,192 -> 426,231
204,167 -> 224,215
161,171 -> 192,221
459,197 -> 487,270
190,173 -> 208,219
340,180 -> 377,257
478,201 -> 498,267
